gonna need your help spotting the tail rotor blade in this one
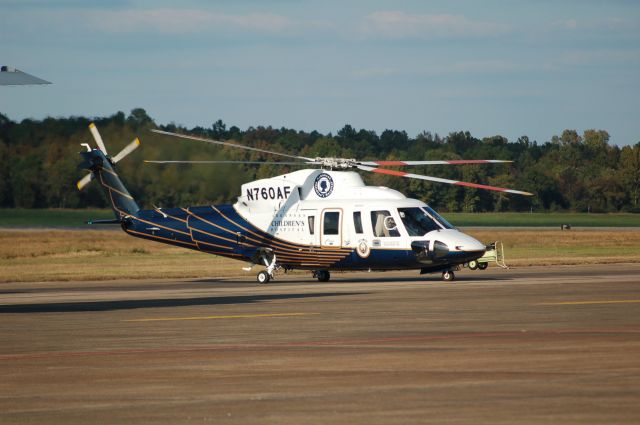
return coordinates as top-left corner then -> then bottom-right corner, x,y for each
77,173 -> 94,190
89,123 -> 108,155
356,165 -> 533,196
112,138 -> 141,163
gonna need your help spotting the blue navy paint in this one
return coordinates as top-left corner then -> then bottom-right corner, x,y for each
330,247 -> 483,271
332,248 -> 412,269
126,208 -> 195,250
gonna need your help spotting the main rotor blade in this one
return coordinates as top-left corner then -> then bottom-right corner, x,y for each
356,165 -> 533,196
112,138 -> 141,163
88,123 -> 107,155
358,159 -> 513,166
144,160 -> 309,165
151,129 -> 316,162
76,173 -> 94,190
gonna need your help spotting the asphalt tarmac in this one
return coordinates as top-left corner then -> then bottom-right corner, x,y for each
1,264 -> 640,424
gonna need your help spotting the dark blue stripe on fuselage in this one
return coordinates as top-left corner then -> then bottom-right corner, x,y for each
127,208 -> 193,247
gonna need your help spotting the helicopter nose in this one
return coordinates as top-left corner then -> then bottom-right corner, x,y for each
448,230 -> 486,253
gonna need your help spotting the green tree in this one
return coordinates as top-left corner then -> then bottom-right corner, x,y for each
211,119 -> 227,139
620,143 -> 640,208
126,108 -> 154,130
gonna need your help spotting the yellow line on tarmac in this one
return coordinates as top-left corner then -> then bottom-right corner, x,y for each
123,312 -> 319,322
536,300 -> 640,306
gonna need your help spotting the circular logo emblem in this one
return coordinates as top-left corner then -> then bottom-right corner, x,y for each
356,239 -> 370,258
314,173 -> 334,198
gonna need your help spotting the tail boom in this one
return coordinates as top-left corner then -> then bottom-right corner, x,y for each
79,149 -> 139,219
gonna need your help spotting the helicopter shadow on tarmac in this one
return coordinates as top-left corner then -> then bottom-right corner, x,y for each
335,274 -> 513,284
0,291 -> 366,314
191,273 -> 513,285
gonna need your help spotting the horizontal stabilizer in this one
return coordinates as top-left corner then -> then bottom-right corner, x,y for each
85,219 -> 122,225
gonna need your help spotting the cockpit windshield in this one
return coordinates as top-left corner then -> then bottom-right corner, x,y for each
422,206 -> 455,229
398,208 -> 441,236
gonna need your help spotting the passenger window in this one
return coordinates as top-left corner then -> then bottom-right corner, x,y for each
370,210 -> 400,237
323,212 -> 340,235
353,211 -> 363,234
308,216 -> 315,235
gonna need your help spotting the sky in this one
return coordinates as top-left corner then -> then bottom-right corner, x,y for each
1,0 -> 639,146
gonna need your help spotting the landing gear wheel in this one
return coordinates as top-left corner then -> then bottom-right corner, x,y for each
257,271 -> 271,284
442,270 -> 455,282
478,262 -> 488,270
468,260 -> 478,270
316,270 -> 331,282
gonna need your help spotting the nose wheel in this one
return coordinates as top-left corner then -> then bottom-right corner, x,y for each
442,270 -> 455,282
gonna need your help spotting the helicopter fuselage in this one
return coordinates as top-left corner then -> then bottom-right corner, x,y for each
120,169 -> 487,277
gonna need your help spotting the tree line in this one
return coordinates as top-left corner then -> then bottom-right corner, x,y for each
1,108 -> 639,213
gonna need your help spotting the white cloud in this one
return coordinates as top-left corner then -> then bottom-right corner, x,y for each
562,49 -> 640,66
553,18 -> 578,30
550,16 -> 640,33
360,11 -> 511,40
431,86 -> 544,100
85,9 -> 291,34
351,59 -> 547,79
350,67 -> 400,78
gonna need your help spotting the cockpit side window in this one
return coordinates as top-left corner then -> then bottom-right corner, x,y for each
371,210 -> 400,237
422,206 -> 455,229
398,208 -> 441,236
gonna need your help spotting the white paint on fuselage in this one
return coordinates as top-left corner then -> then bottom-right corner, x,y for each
234,169 -> 484,257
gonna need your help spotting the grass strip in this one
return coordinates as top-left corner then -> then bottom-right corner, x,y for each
3,228 -> 640,282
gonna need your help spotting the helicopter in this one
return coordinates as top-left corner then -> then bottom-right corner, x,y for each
77,124 -> 532,283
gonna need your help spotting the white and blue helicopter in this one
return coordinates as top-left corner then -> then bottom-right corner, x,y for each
77,124 -> 532,283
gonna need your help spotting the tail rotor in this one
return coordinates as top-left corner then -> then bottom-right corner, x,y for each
77,123 -> 141,190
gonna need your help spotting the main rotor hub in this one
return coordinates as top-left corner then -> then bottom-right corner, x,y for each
315,157 -> 357,169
